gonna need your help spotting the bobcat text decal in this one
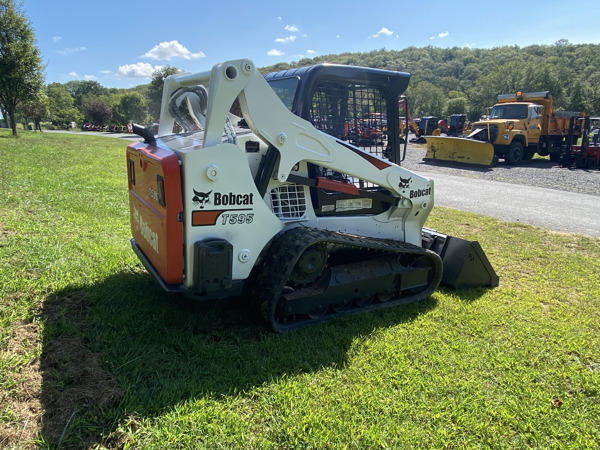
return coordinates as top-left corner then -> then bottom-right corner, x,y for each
409,187 -> 431,199
214,192 -> 254,206
398,177 -> 431,199
192,189 -> 254,208
191,190 -> 255,226
133,206 -> 159,254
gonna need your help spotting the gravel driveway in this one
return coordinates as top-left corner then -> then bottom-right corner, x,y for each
401,143 -> 599,197
401,142 -> 600,237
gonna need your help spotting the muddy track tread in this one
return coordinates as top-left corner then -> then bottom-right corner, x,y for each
253,226 -> 442,332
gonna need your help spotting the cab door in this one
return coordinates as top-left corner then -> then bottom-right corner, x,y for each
527,105 -> 543,144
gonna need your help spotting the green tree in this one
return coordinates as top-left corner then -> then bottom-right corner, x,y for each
1,104 -> 9,127
407,81 -> 446,118
20,91 -> 49,131
46,82 -> 82,129
111,92 -> 147,124
568,80 -> 587,112
147,65 -> 181,122
258,43 -> 600,116
590,84 -> 600,117
84,100 -> 112,127
444,97 -> 468,116
0,0 -> 44,135
467,61 -> 528,121
65,79 -> 108,110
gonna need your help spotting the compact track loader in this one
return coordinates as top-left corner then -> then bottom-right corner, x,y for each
127,59 -> 498,332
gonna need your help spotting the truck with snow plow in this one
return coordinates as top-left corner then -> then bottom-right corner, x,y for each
425,91 -> 584,166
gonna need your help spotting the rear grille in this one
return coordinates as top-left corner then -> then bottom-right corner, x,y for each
270,184 -> 307,220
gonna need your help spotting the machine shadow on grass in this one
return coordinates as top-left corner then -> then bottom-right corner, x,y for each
37,270 -> 484,447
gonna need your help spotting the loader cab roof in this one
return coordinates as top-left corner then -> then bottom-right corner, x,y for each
264,64 -> 410,119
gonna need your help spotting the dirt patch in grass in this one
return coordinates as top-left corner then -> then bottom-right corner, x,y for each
0,220 -> 16,239
41,334 -> 124,445
0,321 -> 42,449
1,292 -> 124,448
40,291 -> 124,447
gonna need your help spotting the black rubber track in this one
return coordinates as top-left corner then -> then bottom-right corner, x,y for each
252,226 -> 443,332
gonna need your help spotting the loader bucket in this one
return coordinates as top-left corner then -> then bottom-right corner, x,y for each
422,229 -> 499,289
424,136 -> 495,167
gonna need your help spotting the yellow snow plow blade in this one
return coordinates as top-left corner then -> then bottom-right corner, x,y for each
424,136 -> 495,167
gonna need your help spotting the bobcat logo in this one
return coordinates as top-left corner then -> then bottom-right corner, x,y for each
192,189 -> 212,209
398,176 -> 412,190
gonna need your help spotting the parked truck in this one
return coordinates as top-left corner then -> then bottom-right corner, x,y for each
425,91 -> 584,166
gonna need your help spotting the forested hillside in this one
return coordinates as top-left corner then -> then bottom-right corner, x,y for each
24,41 -> 600,129
261,40 -> 600,120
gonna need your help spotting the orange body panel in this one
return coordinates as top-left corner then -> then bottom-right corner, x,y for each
127,141 -> 184,284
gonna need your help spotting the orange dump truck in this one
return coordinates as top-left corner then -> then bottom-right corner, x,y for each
425,91 -> 583,166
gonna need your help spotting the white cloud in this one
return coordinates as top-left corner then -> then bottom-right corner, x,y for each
142,40 -> 205,61
430,31 -> 449,41
99,70 -> 113,74
118,62 -> 163,78
294,49 -> 317,59
57,46 -> 87,55
275,35 -> 297,44
285,25 -> 299,32
370,27 -> 394,38
294,49 -> 317,60
52,36 -> 62,43
267,49 -> 285,56
66,72 -> 95,81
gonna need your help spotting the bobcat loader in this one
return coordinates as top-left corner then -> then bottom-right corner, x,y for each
127,59 -> 498,332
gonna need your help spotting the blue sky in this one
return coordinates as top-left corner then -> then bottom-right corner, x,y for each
23,0 -> 600,89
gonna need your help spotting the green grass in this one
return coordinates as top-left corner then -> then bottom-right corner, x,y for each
1,129 -> 599,448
